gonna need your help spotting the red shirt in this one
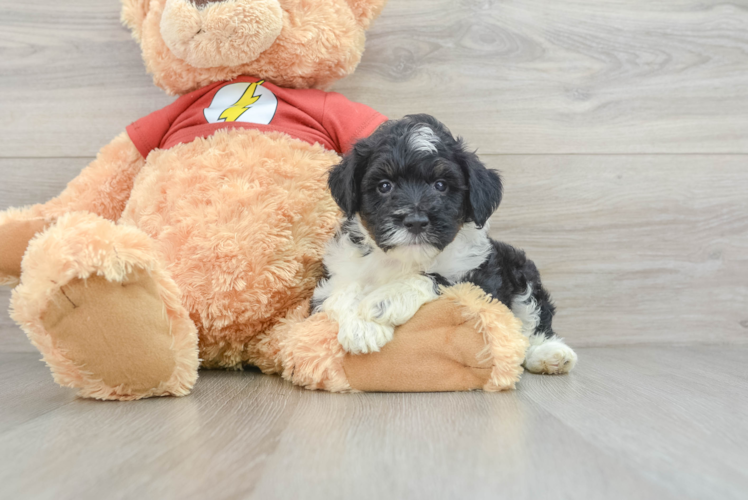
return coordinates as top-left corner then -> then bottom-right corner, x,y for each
126,76 -> 388,158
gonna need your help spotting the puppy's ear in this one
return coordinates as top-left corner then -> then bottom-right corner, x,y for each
457,142 -> 503,228
328,140 -> 373,218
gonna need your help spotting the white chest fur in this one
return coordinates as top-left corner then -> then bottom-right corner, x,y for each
313,219 -> 493,354
315,219 -> 493,303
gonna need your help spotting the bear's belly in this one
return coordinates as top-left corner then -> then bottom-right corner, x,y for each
120,128 -> 341,368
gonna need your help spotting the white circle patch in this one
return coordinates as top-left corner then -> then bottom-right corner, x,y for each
203,80 -> 278,125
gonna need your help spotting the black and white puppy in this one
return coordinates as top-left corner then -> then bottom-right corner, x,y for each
312,114 -> 577,374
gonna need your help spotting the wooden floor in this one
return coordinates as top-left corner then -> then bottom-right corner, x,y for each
1,346 -> 747,500
1,0 -> 748,498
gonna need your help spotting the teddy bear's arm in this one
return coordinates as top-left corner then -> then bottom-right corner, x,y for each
0,132 -> 145,284
25,132 -> 145,221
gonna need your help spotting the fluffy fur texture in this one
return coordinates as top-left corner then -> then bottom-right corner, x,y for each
464,243 -> 578,374
320,114 -> 577,373
121,0 -> 152,42
241,299 -> 353,392
274,301 -> 352,392
120,129 -> 341,368
249,284 -> 527,393
123,0 -> 389,94
0,132 -> 144,286
312,217 -> 496,353
10,212 -> 199,400
159,0 -> 283,69
0,133 -> 144,227
439,284 -> 527,391
0,219 -> 48,286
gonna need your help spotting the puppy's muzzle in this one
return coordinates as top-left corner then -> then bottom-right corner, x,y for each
403,213 -> 429,235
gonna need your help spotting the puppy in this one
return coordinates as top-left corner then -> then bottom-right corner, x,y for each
312,114 -> 577,375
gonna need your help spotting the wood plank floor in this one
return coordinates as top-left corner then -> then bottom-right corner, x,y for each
1,346 -> 746,500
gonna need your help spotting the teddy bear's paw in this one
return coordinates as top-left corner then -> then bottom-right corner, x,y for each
337,316 -> 394,354
34,268 -> 199,398
0,217 -> 50,286
524,338 -> 578,374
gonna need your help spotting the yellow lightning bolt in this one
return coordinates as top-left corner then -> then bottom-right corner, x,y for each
218,80 -> 265,122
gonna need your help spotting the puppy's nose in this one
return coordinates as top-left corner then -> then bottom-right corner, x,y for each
403,213 -> 429,234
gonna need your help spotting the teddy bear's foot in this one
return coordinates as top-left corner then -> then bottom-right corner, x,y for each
343,284 -> 529,392
263,283 -> 529,393
39,270 -> 191,398
10,212 -> 199,400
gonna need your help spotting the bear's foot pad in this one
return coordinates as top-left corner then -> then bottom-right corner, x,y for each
41,268 -> 177,393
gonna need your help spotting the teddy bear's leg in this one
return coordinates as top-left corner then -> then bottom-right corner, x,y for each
342,284 -> 529,392
250,300 -> 352,392
10,212 -> 199,400
252,283 -> 528,393
0,132 -> 144,286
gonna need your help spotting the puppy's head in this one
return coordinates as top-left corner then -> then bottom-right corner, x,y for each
329,114 -> 502,252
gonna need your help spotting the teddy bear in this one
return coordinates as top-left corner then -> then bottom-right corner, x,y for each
0,0 -> 528,400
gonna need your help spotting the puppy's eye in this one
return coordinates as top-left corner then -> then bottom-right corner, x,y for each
377,181 -> 393,194
434,180 -> 448,192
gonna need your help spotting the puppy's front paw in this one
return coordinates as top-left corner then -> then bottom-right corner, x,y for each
524,340 -> 578,374
337,316 -> 394,354
357,295 -> 392,323
358,281 -> 437,326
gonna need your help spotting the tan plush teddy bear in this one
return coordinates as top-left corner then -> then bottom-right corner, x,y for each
0,0 -> 528,400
